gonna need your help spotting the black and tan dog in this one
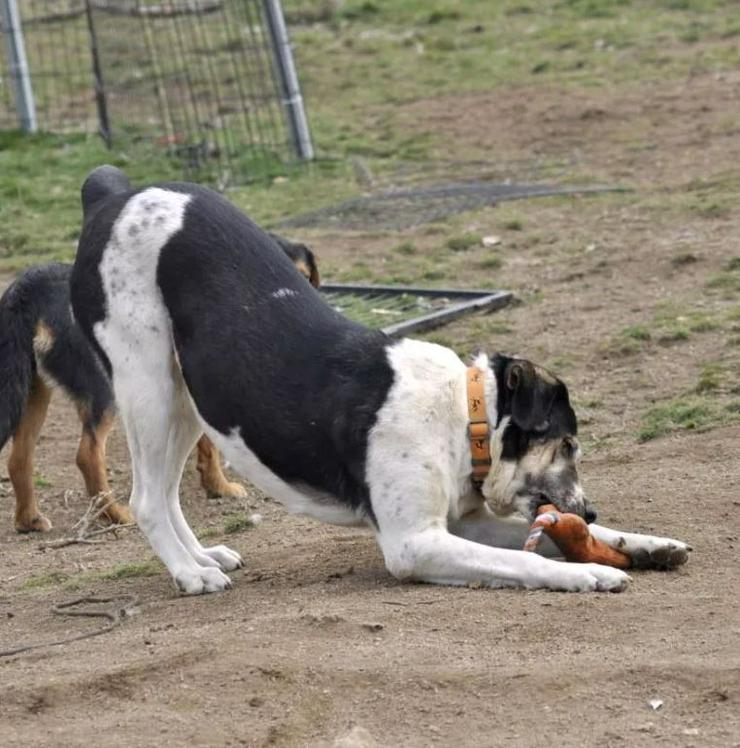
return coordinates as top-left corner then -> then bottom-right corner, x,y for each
0,213 -> 318,533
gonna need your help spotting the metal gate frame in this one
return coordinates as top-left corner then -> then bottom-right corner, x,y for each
320,283 -> 513,338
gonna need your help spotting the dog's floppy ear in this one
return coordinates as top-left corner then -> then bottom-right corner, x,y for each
505,359 -> 551,432
304,246 -> 320,288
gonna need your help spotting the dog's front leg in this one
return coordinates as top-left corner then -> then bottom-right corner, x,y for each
589,524 -> 691,569
376,526 -> 628,591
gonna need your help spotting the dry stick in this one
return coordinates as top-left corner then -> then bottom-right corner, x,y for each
38,495 -> 136,550
0,595 -> 140,659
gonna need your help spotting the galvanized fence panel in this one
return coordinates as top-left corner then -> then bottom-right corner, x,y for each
0,0 -> 312,184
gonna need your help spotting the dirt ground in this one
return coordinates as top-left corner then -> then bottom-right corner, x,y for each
2,71 -> 740,747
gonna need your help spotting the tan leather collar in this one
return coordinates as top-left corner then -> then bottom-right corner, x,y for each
467,365 -> 491,488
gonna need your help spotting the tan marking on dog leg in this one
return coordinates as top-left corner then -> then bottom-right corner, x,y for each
197,435 -> 247,498
76,406 -> 132,524
10,376 -> 53,533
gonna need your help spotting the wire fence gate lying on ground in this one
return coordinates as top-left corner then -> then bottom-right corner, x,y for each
0,0 -> 313,184
321,284 -> 513,337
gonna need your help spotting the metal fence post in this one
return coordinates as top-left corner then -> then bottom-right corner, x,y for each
261,0 -> 314,160
0,0 -> 37,132
84,0 -> 112,147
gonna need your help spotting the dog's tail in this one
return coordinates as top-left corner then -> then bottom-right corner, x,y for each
0,282 -> 36,450
81,165 -> 132,226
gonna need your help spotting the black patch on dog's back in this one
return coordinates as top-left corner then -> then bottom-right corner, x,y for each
155,184 -> 395,521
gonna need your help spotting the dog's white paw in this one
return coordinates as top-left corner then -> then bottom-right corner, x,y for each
624,537 -> 691,570
202,544 -> 244,571
580,563 -> 631,592
547,562 -> 630,593
174,566 -> 233,595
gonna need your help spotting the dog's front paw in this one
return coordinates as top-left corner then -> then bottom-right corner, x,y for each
581,563 -> 631,592
15,513 -> 53,533
547,562 -> 630,593
628,538 -> 691,570
202,544 -> 244,571
174,566 -> 233,595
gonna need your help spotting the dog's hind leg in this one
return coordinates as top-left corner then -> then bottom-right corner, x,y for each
9,376 -> 52,533
75,405 -> 133,525
589,523 -> 690,570
196,435 -> 247,499
114,364 -> 233,595
160,379 -> 243,572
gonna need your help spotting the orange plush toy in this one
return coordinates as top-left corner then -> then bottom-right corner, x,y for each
524,504 -> 631,569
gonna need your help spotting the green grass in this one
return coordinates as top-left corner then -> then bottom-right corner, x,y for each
21,571 -> 71,591
99,560 -> 161,580
223,514 -> 257,535
19,559 -> 162,592
638,358 -> 740,441
3,0 -> 740,271
478,254 -> 504,270
393,241 -> 417,255
622,325 -> 652,341
446,233 -> 482,252
696,363 -> 726,393
638,395 -> 722,441
606,324 -> 651,355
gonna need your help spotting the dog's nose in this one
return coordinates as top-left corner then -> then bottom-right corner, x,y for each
584,505 -> 597,524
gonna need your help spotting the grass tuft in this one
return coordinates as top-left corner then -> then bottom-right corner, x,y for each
622,325 -> 651,341
638,396 -> 720,442
21,571 -> 70,591
446,233 -> 482,252
224,514 -> 257,534
478,253 -> 503,270
100,560 -> 161,580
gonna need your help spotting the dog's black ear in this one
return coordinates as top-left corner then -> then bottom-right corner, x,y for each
304,246 -> 320,288
505,359 -> 551,432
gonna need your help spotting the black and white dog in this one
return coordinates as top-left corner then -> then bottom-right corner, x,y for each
70,166 -> 690,595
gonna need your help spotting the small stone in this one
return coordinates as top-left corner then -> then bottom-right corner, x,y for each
334,726 -> 378,747
683,728 -> 700,736
482,235 -> 501,247
648,698 -> 663,711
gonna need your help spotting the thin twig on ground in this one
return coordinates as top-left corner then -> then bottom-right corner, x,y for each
0,595 -> 140,658
38,494 -> 136,550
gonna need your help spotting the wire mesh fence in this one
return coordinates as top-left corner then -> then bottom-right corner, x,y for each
0,0 -> 313,184
321,284 -> 513,337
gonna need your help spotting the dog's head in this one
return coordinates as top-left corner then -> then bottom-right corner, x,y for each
268,232 -> 320,288
483,354 -> 595,523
